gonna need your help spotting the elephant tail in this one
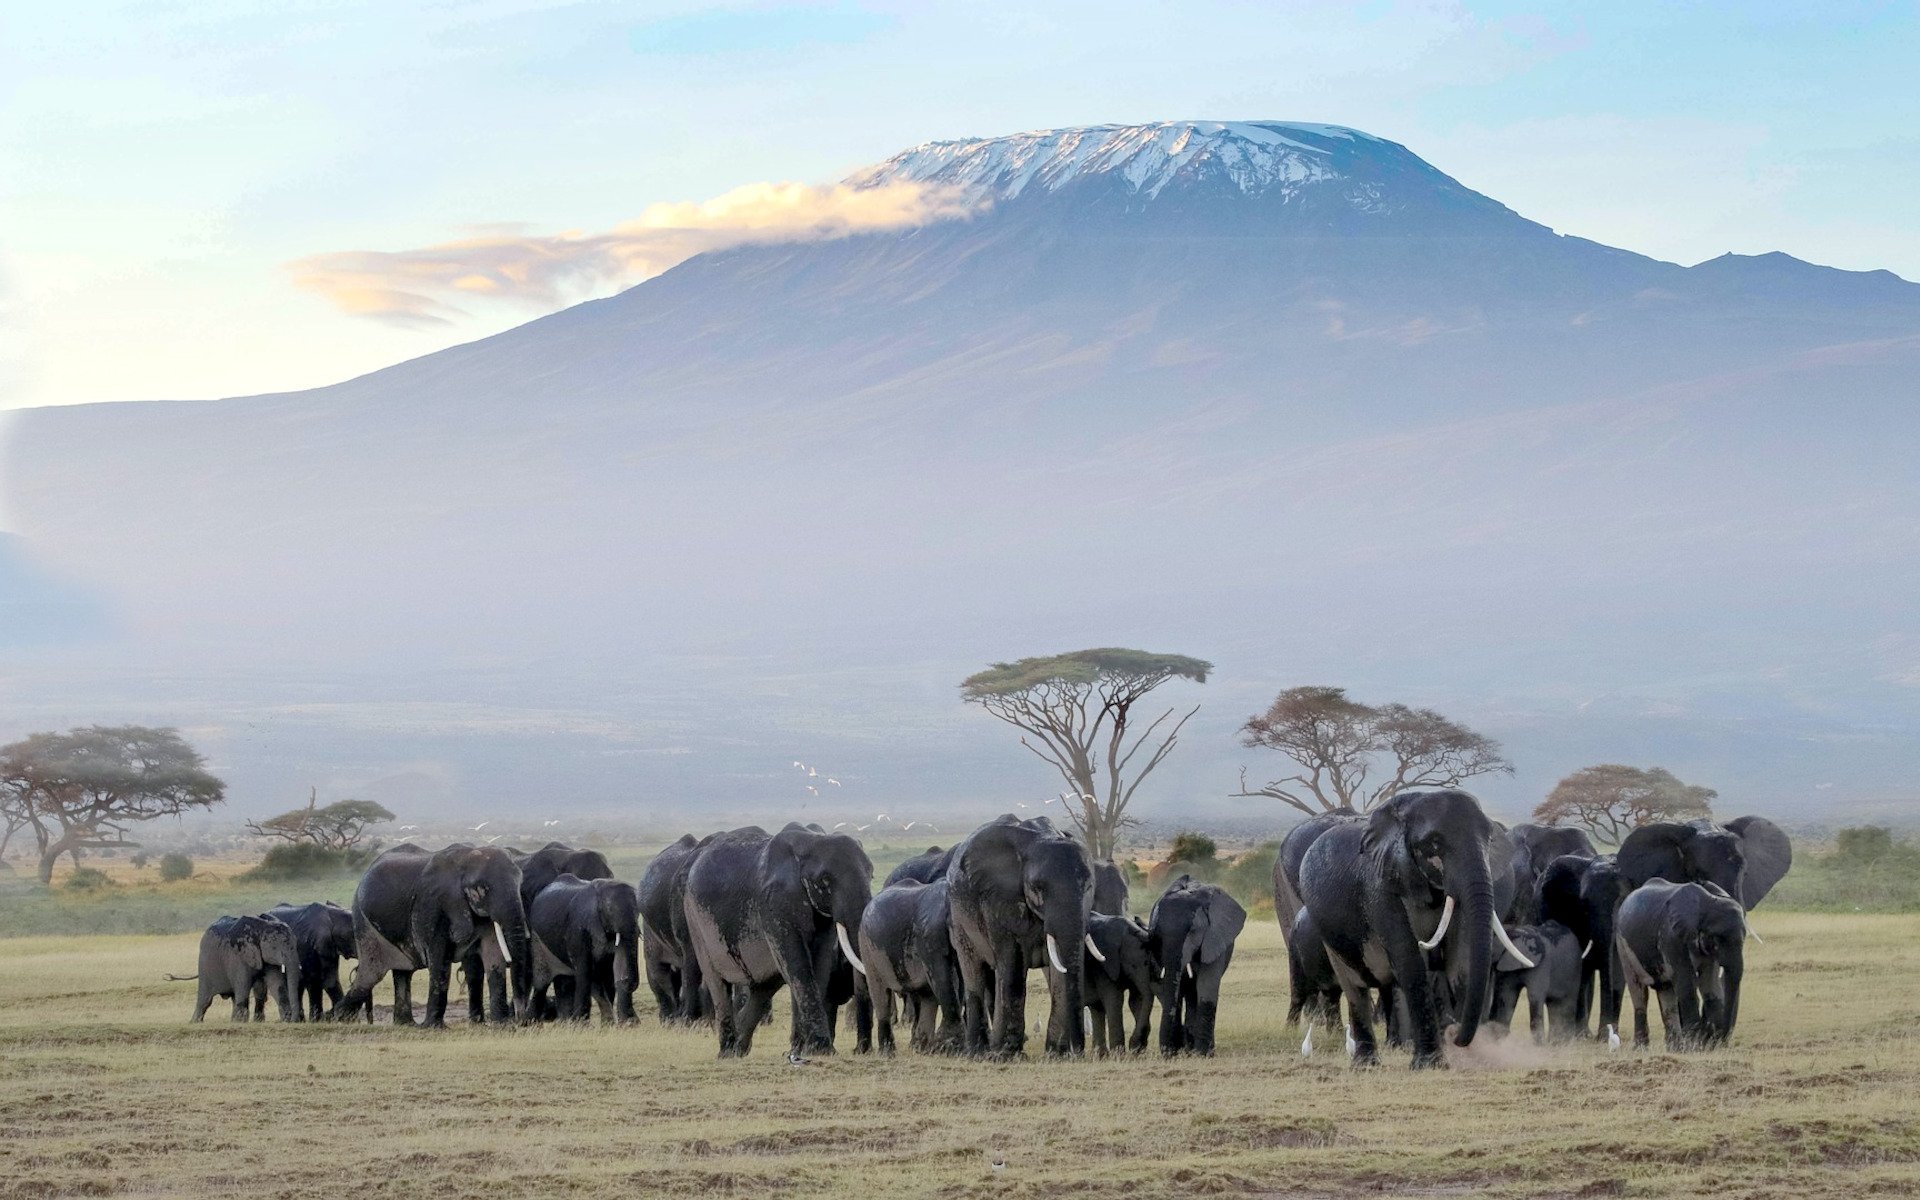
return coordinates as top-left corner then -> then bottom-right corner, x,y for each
163,973 -> 200,981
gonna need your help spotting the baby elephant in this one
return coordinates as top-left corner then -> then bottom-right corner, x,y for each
1083,913 -> 1158,1055
1146,876 -> 1246,1056
1485,919 -> 1582,1042
264,901 -> 359,1021
1616,879 -> 1745,1051
185,915 -> 303,1022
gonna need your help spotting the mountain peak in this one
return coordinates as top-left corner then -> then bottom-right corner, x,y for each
849,120 -> 1399,202
844,119 -> 1531,235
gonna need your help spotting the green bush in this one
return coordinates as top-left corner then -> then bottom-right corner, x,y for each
1218,841 -> 1280,908
63,867 -> 118,892
158,853 -> 195,882
1766,826 -> 1920,912
238,842 -> 369,882
1168,831 -> 1218,866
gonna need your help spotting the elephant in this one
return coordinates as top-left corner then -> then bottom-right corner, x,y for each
528,873 -> 641,1023
886,844 -> 954,887
1274,812 -> 1363,1029
1617,817 -> 1794,912
486,842 -> 615,1020
946,814 -> 1094,1058
1145,876 -> 1245,1056
1616,879 -> 1746,1050
859,877 -> 964,1055
1083,912 -> 1156,1055
1536,853 -> 1633,1037
637,833 -> 713,1023
1284,906 -> 1344,1028
1501,825 -> 1597,925
184,914 -> 302,1023
1299,787 -> 1534,1067
334,842 -> 534,1027
265,901 -> 357,1021
1091,859 -> 1130,916
682,823 -> 874,1057
1485,919 -> 1583,1043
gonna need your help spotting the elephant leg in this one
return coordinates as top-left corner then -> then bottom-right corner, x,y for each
1627,975 -> 1650,1048
706,971 -> 742,1057
1127,985 -> 1152,1053
1381,983 -> 1407,1048
192,979 -> 213,1023
873,988 -> 896,1057
1327,952 -> 1379,1066
1527,986 -> 1546,1045
1195,956 -> 1228,1055
954,949 -> 991,1056
1654,985 -> 1686,1052
250,974 -> 268,1020
771,932 -> 834,1055
730,981 -> 780,1057
421,946 -> 453,1029
988,944 -> 1027,1058
1156,974 -> 1185,1057
230,973 -> 251,1022
390,970 -> 415,1025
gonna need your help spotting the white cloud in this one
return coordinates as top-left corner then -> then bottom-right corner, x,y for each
288,179 -> 983,326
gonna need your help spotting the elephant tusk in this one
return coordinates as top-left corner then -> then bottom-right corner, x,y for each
1084,933 -> 1107,963
1417,895 -> 1455,951
1045,935 -> 1068,975
493,922 -> 512,965
1492,915 -> 1535,969
837,923 -> 867,976
1744,914 -> 1765,944
1185,962 -> 1194,979
1582,940 -> 1593,960
613,932 -> 620,946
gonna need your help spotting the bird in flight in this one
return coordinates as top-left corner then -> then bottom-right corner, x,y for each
472,821 -> 489,831
827,778 -> 841,787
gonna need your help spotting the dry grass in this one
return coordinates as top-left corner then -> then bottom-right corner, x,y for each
1,915 -> 1917,1198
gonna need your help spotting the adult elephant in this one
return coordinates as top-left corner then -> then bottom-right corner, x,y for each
266,901 -> 356,1021
1299,787 -> 1535,1067
1616,879 -> 1746,1050
335,842 -> 533,1027
946,814 -> 1094,1058
1618,817 -> 1794,911
1510,824 -> 1597,876
859,878 -> 964,1055
490,842 -> 615,1020
637,833 -> 712,1023
528,873 -> 641,1023
1536,853 -> 1633,1037
1146,877 -> 1246,1056
886,844 -> 954,887
683,824 -> 873,1057
181,914 -> 302,1023
1273,812 -> 1361,1028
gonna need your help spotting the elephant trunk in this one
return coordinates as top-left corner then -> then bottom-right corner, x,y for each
1043,905 -> 1088,1055
496,910 -> 534,1023
283,953 -> 304,1023
1450,861 -> 1497,1048
1717,951 -> 1743,1043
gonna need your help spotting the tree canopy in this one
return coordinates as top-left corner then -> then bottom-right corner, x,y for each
0,725 -> 225,884
1533,764 -> 1716,844
247,789 -> 394,851
961,648 -> 1211,859
1233,685 -> 1512,814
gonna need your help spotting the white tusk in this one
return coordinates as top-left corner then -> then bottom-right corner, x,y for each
1185,962 -> 1194,979
613,932 -> 620,946
1582,941 -> 1593,959
1492,915 -> 1535,969
1045,935 -> 1068,974
1744,915 -> 1764,944
1417,895 -> 1455,951
837,923 -> 866,976
1084,933 -> 1107,963
493,922 -> 512,965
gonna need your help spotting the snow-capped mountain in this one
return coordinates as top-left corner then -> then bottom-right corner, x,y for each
4,121 -> 1918,820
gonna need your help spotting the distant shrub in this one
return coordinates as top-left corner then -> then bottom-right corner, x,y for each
158,853 -> 195,882
1168,831 -> 1219,866
238,843 -> 369,882
1767,826 -> 1920,912
1218,841 -> 1280,908
64,867 -> 118,892
130,852 -> 150,869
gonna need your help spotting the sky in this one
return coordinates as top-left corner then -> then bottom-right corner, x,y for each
2,0 -> 1917,411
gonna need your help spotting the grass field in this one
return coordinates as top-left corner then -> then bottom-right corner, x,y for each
3,915 -> 1918,1199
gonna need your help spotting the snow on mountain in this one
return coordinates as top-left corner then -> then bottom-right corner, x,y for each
851,120 -> 1391,202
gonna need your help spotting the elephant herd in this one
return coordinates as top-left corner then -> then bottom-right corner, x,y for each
177,791 -> 1788,1068
1275,788 -> 1792,1065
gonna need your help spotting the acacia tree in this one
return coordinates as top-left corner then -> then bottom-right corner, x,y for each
247,788 -> 394,851
1534,764 -> 1716,845
961,648 -> 1211,859
0,726 -> 226,884
1233,685 -> 1511,814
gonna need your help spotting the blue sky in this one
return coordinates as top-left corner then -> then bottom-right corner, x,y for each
2,0 -> 1915,409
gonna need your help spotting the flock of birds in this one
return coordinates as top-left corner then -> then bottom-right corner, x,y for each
792,760 -> 942,834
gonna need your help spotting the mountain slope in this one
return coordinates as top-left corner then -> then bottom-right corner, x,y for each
4,120 -> 1917,820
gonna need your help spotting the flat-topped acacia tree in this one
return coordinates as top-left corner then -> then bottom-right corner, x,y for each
961,648 -> 1211,859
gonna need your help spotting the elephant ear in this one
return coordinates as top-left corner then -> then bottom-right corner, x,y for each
1200,890 -> 1246,963
1361,793 -> 1412,856
241,937 -> 264,972
1496,928 -> 1547,973
1725,815 -> 1793,909
1617,822 -> 1695,889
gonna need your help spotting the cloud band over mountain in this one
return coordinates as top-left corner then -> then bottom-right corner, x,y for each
288,180 -> 982,326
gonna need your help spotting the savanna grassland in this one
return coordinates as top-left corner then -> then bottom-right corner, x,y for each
2,914 -> 1918,1200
